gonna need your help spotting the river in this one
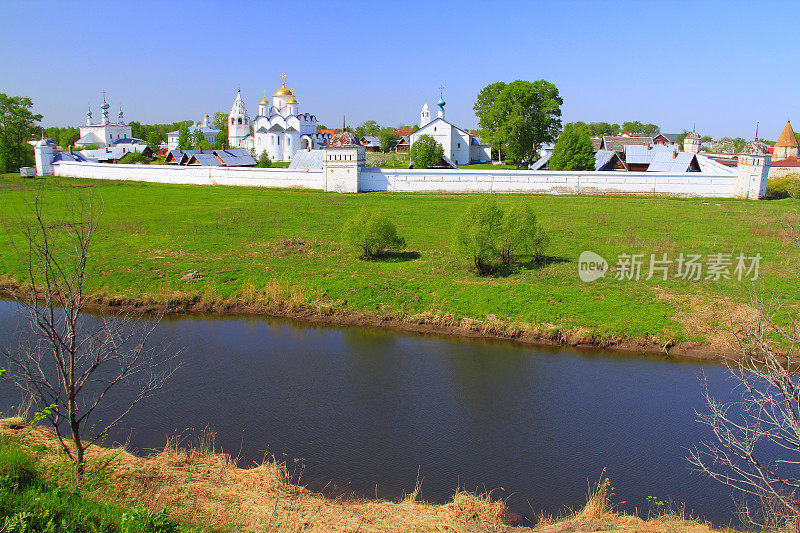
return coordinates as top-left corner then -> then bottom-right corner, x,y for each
0,300 -> 740,526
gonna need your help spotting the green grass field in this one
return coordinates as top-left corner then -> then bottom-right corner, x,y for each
1,173 -> 798,346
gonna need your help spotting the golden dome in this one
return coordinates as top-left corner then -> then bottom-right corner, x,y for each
259,89 -> 269,106
274,72 -> 293,97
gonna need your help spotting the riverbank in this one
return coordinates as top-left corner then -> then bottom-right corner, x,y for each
1,174 -> 797,361
0,417 -> 724,533
0,280 -> 739,360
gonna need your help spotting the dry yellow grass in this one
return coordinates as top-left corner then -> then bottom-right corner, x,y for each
0,418 -> 729,533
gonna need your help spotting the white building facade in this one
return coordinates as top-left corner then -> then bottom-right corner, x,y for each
76,93 -> 132,148
409,93 -> 491,166
228,75 -> 329,162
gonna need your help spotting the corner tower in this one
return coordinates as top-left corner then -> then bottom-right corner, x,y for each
735,141 -> 772,199
774,120 -> 799,160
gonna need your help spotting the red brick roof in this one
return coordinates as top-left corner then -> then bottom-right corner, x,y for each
772,156 -> 800,167
394,127 -> 414,137
317,129 -> 338,135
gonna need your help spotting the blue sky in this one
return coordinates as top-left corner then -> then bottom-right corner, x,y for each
2,0 -> 797,140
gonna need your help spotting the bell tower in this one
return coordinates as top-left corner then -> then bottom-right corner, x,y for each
420,100 -> 430,127
228,89 -> 250,149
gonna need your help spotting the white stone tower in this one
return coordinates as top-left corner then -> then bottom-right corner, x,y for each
34,136 -> 56,176
323,131 -> 365,193
228,89 -> 250,149
420,100 -> 431,127
85,104 -> 93,126
684,129 -> 700,154
734,141 -> 772,199
117,106 -> 125,125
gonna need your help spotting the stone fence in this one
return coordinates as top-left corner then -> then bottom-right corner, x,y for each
47,159 -> 756,198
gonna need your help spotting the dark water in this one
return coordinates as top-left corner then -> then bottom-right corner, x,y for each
0,300 -> 741,526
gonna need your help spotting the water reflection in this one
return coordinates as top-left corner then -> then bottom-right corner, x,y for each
0,301 -> 740,526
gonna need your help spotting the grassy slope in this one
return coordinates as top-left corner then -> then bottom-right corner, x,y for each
0,433 -> 202,532
0,173 -> 797,345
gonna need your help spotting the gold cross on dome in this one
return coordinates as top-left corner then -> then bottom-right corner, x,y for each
281,72 -> 287,85
262,89 -> 266,99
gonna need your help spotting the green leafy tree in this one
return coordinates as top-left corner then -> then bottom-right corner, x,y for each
342,207 -> 406,259
642,123 -> 660,137
191,128 -> 204,148
177,124 -> 190,150
474,80 -> 562,163
213,130 -> 227,149
409,134 -> 444,168
119,151 -> 151,164
0,94 -> 42,172
378,127 -> 399,153
499,204 -> 548,263
549,123 -> 595,171
256,151 -> 271,167
454,199 -> 504,276
146,132 -> 162,152
356,120 -> 381,138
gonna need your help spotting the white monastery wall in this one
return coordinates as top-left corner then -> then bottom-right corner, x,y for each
49,161 -> 742,198
53,161 -> 324,189
360,168 -> 738,197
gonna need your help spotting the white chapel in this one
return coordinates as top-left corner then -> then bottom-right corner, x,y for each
76,92 -> 133,148
409,90 -> 491,166
228,74 -> 329,161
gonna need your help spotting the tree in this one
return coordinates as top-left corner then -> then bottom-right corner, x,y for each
0,94 -> 42,172
177,124 -> 190,150
256,151 -> 271,167
212,111 -> 228,132
213,130 -> 227,149
191,128 -> 204,148
498,203 -> 548,263
688,218 -> 800,530
454,199 -> 504,276
378,127 -> 399,153
355,120 -> 380,138
549,123 -> 595,171
1,193 -> 175,478
474,80 -> 562,163
409,134 -> 444,168
342,207 -> 406,259
146,131 -> 162,153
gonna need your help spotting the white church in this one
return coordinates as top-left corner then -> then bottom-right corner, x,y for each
409,91 -> 491,166
76,92 -> 133,148
228,74 -> 330,161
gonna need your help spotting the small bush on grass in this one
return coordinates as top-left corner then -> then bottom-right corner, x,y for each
454,199 -> 503,276
119,151 -> 152,164
454,199 -> 549,275
499,203 -> 549,263
343,208 -> 406,259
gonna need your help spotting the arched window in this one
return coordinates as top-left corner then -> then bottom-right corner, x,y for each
238,118 -> 242,125
287,137 -> 291,147
231,118 -> 235,125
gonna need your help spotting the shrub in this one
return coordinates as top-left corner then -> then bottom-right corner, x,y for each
256,151 -> 272,168
454,198 -> 504,275
499,203 -> 549,263
409,134 -> 444,169
455,200 -> 549,275
343,208 -> 406,259
766,174 -> 800,200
